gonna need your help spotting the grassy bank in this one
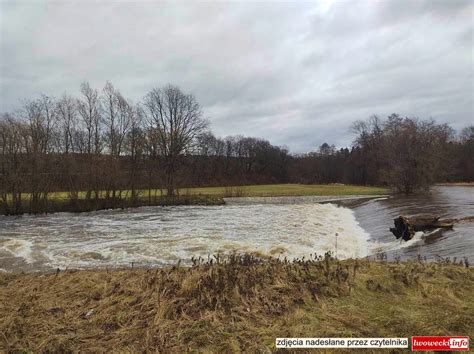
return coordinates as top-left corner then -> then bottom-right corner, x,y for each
1,254 -> 472,352
1,184 -> 388,215
0,195 -> 225,215
436,182 -> 474,186
3,184 -> 389,202
182,183 -> 389,197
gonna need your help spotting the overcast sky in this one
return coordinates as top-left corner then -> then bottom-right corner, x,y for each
1,0 -> 472,152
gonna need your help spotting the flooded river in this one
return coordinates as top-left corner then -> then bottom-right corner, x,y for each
355,186 -> 474,260
0,186 -> 472,272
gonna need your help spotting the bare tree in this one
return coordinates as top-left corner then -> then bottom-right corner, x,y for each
0,114 -> 25,214
457,126 -> 474,181
102,82 -> 120,199
77,82 -> 102,199
56,94 -> 77,154
125,105 -> 144,200
19,96 -> 56,211
351,115 -> 454,193
56,94 -> 80,199
4,80 -> 474,216
144,85 -> 208,196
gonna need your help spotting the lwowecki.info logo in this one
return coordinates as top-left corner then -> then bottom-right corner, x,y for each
411,336 -> 469,351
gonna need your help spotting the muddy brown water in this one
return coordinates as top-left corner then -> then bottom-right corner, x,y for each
354,186 -> 474,260
0,186 -> 472,272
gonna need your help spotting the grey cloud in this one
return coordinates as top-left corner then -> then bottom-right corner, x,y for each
1,0 -> 472,153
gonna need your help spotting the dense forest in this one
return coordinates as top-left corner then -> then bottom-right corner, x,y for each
1,82 -> 473,214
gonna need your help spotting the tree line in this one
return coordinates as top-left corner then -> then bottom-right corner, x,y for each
292,115 -> 473,193
1,82 -> 473,214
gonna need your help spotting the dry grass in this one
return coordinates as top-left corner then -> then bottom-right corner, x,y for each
0,254 -> 472,352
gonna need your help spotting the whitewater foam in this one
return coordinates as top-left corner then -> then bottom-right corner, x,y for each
0,239 -> 35,264
0,202 -> 372,271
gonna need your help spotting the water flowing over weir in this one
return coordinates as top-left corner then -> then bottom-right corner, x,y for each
354,186 -> 474,260
0,200 -> 371,272
0,186 -> 472,272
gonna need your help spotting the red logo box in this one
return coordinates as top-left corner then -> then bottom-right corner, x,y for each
412,336 -> 469,351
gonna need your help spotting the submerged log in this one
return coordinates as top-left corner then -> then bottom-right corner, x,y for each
390,215 -> 455,241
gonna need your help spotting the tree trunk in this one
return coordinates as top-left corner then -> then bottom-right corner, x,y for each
390,215 -> 455,241
165,159 -> 175,197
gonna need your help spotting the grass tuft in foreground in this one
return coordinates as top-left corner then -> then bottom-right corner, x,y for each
1,253 -> 472,352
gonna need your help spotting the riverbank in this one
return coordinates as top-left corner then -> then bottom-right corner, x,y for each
0,195 -> 225,215
1,255 -> 472,352
0,184 -> 388,215
183,183 -> 389,197
436,182 -> 474,186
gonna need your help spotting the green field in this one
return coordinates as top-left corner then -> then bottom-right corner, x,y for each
11,184 -> 388,201
181,183 -> 389,197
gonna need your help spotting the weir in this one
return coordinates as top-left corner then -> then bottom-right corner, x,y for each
0,202 -> 370,272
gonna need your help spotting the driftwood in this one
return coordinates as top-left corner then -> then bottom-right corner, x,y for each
390,215 -> 454,241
